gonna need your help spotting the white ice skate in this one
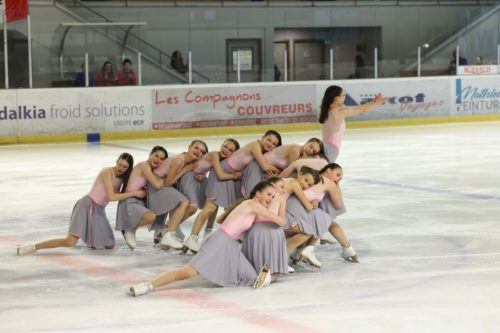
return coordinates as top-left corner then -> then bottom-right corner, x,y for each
288,265 -> 295,274
129,282 -> 154,297
341,244 -> 359,263
175,225 -> 185,242
121,229 -> 137,250
320,231 -> 337,245
16,244 -> 36,256
182,235 -> 201,253
253,264 -> 271,289
300,245 -> 322,268
160,231 -> 184,250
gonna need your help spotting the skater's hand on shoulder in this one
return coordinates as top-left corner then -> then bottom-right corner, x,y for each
135,190 -> 146,198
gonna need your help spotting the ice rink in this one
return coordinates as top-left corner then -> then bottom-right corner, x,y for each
1,121 -> 500,333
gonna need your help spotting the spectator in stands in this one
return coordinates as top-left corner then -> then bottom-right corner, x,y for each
274,65 -> 281,81
96,61 -> 118,86
447,50 -> 468,75
75,63 -> 96,87
348,54 -> 366,79
475,55 -> 485,65
117,58 -> 137,86
171,50 -> 188,75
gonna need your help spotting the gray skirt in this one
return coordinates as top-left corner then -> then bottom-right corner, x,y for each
116,197 -> 150,231
177,171 -> 207,209
319,193 -> 347,219
240,160 -> 266,198
324,143 -> 339,162
285,196 -> 331,237
147,182 -> 188,216
242,222 -> 288,275
190,230 -> 257,287
68,195 -> 114,248
205,160 -> 242,209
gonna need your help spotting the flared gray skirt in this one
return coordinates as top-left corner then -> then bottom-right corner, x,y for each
116,197 -> 150,231
240,160 -> 266,198
205,160 -> 242,209
147,183 -> 188,215
324,143 -> 339,162
319,193 -> 347,219
242,222 -> 288,275
285,196 -> 331,237
177,171 -> 207,209
68,195 -> 114,248
190,230 -> 257,287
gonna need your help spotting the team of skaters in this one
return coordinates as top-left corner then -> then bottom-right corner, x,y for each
16,86 -> 387,296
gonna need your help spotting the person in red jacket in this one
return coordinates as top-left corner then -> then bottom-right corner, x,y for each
117,58 -> 137,86
96,61 -> 118,86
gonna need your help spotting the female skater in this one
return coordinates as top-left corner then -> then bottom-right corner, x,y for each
148,140 -> 208,250
319,85 -> 386,162
116,146 -> 169,250
129,180 -> 285,296
204,129 -> 282,212
178,138 -> 240,253
17,153 -> 142,255
242,168 -> 322,280
241,137 -> 324,197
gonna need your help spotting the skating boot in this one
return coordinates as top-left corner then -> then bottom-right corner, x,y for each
182,235 -> 201,253
175,225 -> 185,242
300,245 -> 322,268
129,282 -> 154,297
253,264 -> 271,289
121,229 -> 137,250
341,244 -> 359,262
320,231 -> 337,245
16,244 -> 36,256
160,231 -> 184,250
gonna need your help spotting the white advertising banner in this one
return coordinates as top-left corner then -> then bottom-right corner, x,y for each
457,65 -> 499,75
454,76 -> 500,116
151,83 -> 317,130
317,78 -> 451,121
12,87 -> 150,136
0,89 -> 19,137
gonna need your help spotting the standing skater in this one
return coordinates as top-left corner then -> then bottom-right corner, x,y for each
129,181 -> 285,296
17,153 -> 142,255
179,138 -> 240,253
116,146 -> 167,250
319,85 -> 386,162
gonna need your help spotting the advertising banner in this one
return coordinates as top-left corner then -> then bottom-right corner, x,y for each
457,65 -> 499,76
11,87 -> 150,136
317,78 -> 451,121
0,89 -> 19,137
454,76 -> 500,115
151,83 -> 317,130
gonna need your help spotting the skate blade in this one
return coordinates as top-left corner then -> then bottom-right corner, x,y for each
300,256 -> 321,268
343,255 -> 359,263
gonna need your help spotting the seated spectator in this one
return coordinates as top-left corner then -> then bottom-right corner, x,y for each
96,61 -> 118,86
74,63 -> 96,87
447,50 -> 468,75
170,50 -> 188,75
475,56 -> 485,65
117,58 -> 137,86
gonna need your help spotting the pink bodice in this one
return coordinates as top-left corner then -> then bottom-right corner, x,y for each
193,154 -> 213,174
264,144 -> 298,170
220,201 -> 257,239
322,115 -> 345,148
226,149 -> 254,172
303,181 -> 327,202
88,168 -> 121,207
153,156 -> 173,178
125,164 -> 147,192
